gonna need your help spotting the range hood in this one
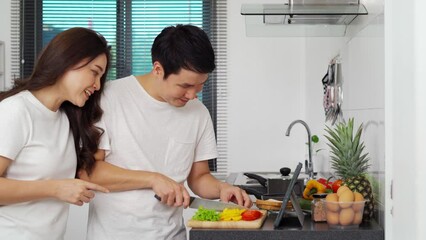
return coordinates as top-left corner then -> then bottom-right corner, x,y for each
241,0 -> 368,37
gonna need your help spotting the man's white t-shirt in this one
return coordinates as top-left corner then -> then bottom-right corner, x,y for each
0,91 -> 76,240
87,75 -> 218,240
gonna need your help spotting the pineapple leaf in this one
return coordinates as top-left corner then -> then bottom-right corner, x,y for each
324,126 -> 341,143
324,118 -> 370,179
352,123 -> 363,154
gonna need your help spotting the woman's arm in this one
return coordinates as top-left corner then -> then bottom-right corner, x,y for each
78,158 -> 158,192
79,149 -> 156,191
79,149 -> 191,207
0,155 -> 108,206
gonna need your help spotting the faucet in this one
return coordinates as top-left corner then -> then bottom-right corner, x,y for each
285,120 -> 315,180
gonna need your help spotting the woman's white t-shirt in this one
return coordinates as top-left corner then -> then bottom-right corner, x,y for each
0,91 -> 76,240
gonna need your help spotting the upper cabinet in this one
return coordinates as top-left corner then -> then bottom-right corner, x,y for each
240,0 -> 368,37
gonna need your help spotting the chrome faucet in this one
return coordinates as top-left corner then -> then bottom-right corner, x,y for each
285,120 -> 315,180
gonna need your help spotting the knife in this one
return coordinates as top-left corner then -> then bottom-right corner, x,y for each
154,194 -> 246,211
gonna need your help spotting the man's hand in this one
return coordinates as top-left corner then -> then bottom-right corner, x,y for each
151,172 -> 191,208
219,183 -> 253,208
187,161 -> 253,207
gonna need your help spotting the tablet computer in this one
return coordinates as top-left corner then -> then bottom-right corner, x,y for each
273,162 -> 304,229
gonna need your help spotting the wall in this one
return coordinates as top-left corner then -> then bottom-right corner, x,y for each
0,0 -> 11,90
227,0 -> 307,174
386,0 -> 426,239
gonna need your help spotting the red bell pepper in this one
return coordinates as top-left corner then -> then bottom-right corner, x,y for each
332,179 -> 343,193
317,178 -> 333,190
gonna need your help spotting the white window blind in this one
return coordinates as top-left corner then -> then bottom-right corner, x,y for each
10,0 -> 20,87
10,0 -> 228,179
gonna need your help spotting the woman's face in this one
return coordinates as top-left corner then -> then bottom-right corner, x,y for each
59,54 -> 107,107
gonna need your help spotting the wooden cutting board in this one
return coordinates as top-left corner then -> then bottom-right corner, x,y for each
187,210 -> 268,229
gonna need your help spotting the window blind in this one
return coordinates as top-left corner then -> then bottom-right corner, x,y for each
209,0 -> 228,179
10,0 -> 20,83
10,0 -> 228,179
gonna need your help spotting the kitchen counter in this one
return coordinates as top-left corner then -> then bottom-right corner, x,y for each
189,214 -> 384,240
189,172 -> 384,240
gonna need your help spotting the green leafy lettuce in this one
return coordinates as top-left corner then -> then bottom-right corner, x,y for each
192,206 -> 220,221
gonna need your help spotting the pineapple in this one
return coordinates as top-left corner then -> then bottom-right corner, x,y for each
324,118 -> 375,220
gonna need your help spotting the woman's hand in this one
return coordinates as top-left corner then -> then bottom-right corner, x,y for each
52,179 -> 109,206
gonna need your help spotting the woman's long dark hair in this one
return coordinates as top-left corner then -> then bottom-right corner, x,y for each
0,27 -> 111,176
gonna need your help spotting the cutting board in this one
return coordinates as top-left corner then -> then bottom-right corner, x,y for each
187,210 -> 268,229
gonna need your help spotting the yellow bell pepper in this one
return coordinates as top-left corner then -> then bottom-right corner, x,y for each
219,208 -> 246,221
303,179 -> 326,200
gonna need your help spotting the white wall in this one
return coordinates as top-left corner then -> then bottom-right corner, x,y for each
386,0 -> 426,240
227,0 -> 307,174
0,0 -> 11,90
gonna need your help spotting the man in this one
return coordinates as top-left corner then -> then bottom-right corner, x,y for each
80,24 -> 252,240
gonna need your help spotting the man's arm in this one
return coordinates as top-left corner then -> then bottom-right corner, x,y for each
187,160 -> 252,208
79,149 -> 191,207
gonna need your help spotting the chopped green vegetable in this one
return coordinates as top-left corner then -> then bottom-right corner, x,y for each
299,198 -> 312,211
192,206 -> 220,221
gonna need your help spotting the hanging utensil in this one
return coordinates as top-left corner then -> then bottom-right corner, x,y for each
322,55 -> 343,125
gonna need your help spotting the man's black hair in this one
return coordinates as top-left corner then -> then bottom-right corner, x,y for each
151,24 -> 216,79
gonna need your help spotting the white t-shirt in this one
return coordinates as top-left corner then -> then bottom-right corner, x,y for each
0,91 -> 76,240
87,75 -> 218,240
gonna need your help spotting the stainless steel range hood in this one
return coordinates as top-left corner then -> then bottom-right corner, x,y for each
241,0 -> 368,37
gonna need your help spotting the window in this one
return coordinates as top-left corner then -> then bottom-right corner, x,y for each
11,0 -> 228,178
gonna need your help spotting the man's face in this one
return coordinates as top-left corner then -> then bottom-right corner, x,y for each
156,67 -> 208,107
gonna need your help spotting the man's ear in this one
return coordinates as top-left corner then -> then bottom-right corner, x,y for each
152,61 -> 164,78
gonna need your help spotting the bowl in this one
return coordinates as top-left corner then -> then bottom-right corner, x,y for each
322,200 -> 366,229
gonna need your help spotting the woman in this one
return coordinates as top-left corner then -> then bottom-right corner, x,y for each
0,27 -> 111,240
